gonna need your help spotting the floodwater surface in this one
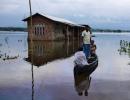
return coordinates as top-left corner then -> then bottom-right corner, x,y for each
0,31 -> 130,100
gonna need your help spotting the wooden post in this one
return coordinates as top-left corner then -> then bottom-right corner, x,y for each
73,27 -> 74,52
67,25 -> 69,41
28,0 -> 34,100
66,25 -> 69,55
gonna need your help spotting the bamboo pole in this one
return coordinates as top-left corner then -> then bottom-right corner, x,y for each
29,0 -> 33,42
29,0 -> 34,100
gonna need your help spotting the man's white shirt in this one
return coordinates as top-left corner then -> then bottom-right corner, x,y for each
81,30 -> 91,44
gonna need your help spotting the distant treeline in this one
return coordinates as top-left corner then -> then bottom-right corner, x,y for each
0,27 -> 27,32
0,27 -> 130,33
92,29 -> 130,32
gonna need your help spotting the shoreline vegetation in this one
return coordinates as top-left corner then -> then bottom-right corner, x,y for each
0,27 -> 130,33
0,27 -> 27,32
92,29 -> 130,33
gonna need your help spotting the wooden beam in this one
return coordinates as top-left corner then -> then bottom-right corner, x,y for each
73,27 -> 74,52
66,25 -> 69,41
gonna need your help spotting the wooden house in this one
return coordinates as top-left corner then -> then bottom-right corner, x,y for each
23,13 -> 84,41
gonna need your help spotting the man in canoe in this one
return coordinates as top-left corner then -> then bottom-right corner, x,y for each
81,26 -> 91,59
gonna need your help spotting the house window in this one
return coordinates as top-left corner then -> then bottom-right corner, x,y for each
39,26 -> 42,36
38,25 -> 40,35
42,26 -> 45,34
37,27 -> 39,35
35,27 -> 37,35
34,24 -> 45,36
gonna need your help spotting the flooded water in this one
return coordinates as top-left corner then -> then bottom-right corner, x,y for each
0,31 -> 130,100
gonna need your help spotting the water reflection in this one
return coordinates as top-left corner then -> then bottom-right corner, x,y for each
28,40 -> 82,99
74,67 -> 91,96
73,52 -> 98,96
31,63 -> 34,100
25,40 -> 81,67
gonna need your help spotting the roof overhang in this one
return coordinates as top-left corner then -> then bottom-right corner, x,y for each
22,13 -> 84,27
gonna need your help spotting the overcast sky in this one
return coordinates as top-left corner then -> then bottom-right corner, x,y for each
0,0 -> 130,29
